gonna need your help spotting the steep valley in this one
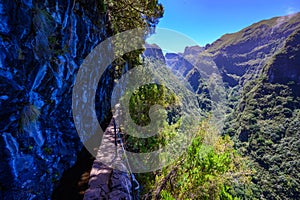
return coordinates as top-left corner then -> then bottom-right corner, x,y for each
160,12 -> 300,199
1,0 -> 300,199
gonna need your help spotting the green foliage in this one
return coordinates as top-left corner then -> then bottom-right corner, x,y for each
129,83 -> 178,126
123,83 -> 180,153
104,0 -> 164,93
142,121 -> 251,199
106,0 -> 164,34
160,190 -> 175,200
105,0 -> 163,67
224,70 -> 300,198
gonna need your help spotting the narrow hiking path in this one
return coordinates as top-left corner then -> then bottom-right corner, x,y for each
83,112 -> 139,200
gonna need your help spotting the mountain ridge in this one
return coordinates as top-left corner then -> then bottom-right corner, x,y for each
146,11 -> 300,199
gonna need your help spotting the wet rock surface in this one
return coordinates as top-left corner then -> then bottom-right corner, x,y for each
0,0 -> 116,199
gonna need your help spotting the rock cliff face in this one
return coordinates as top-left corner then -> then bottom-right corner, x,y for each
0,0 -> 115,199
266,29 -> 300,94
144,43 -> 166,63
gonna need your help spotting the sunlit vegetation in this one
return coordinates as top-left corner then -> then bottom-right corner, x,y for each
106,0 -> 164,33
115,66 -> 252,197
105,0 -> 165,83
103,1 -> 300,199
223,30 -> 300,199
224,78 -> 300,199
121,82 -> 181,153
138,121 -> 252,200
129,83 -> 179,126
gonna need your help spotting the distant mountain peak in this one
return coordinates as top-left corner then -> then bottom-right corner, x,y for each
183,45 -> 204,55
207,12 -> 300,54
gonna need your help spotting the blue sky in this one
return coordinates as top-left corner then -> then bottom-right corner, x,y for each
147,0 -> 300,52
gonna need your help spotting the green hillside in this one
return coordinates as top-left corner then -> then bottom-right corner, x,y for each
162,13 -> 300,199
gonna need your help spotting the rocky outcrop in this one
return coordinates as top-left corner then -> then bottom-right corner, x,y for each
144,43 -> 166,63
0,0 -> 115,199
165,52 -> 194,77
183,45 -> 204,56
267,29 -> 300,95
